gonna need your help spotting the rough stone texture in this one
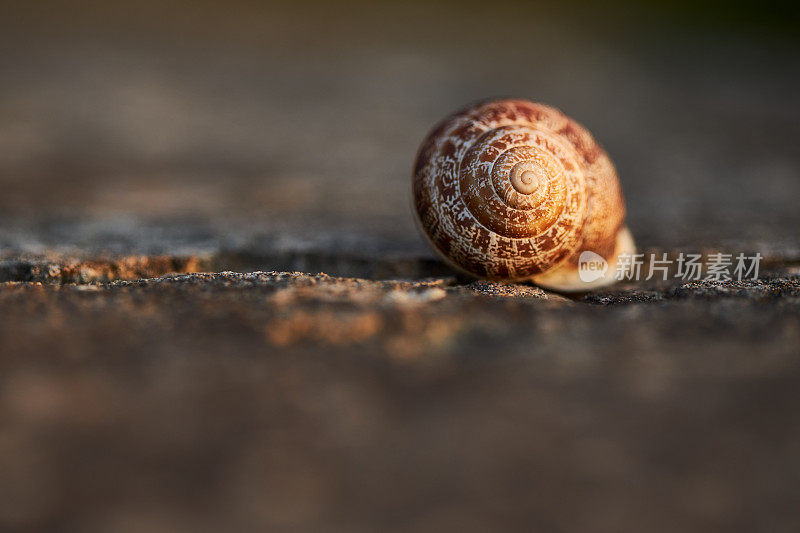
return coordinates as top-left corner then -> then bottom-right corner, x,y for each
2,271 -> 800,533
1,2 -> 800,532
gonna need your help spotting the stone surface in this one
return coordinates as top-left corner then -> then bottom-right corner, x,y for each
1,271 -> 800,532
1,1 -> 800,532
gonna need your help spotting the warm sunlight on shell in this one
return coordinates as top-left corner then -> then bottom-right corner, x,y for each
412,98 -> 635,292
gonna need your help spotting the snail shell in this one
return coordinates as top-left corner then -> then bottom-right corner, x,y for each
412,98 -> 634,292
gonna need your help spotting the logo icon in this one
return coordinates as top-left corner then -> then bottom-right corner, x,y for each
578,251 -> 608,283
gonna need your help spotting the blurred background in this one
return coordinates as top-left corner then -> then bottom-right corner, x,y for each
1,0 -> 799,263
2,2 -> 800,532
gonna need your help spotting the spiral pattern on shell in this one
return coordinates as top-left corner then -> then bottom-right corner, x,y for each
413,99 -> 631,288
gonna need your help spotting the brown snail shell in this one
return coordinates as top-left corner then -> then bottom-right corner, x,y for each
412,98 -> 634,292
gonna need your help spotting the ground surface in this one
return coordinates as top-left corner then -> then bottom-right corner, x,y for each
1,2 -> 799,532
